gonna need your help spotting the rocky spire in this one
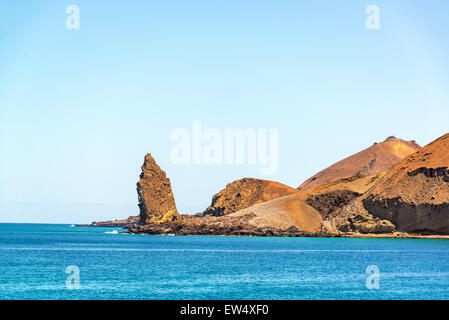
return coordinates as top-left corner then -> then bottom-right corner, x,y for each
137,154 -> 179,224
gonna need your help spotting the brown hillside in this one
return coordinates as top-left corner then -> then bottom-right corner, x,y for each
202,178 -> 298,216
228,174 -> 385,235
307,173 -> 384,195
363,133 -> 449,233
228,192 -> 323,233
298,137 -> 421,191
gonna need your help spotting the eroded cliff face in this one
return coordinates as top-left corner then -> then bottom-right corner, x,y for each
306,190 -> 361,218
137,154 -> 179,224
202,178 -> 298,216
363,195 -> 449,234
301,174 -> 396,235
320,197 -> 396,235
362,133 -> 449,233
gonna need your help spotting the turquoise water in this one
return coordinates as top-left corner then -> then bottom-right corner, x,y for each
1,223 -> 449,300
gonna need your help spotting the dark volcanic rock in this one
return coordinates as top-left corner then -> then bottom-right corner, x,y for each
327,198 -> 396,234
306,190 -> 361,218
137,154 -> 179,224
363,195 -> 449,234
129,214 -> 329,238
89,216 -> 139,228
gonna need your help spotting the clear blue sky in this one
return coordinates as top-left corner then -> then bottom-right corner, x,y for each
1,0 -> 448,223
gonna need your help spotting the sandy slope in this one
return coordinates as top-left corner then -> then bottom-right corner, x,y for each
229,192 -> 322,233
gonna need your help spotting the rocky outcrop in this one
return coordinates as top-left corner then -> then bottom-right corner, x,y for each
90,216 -> 139,228
363,196 -> 449,234
325,198 -> 396,234
298,136 -> 421,191
129,214 -> 329,238
301,175 -> 396,235
306,190 -> 361,218
362,133 -> 449,233
115,133 -> 449,239
202,178 -> 298,216
137,154 -> 179,224
408,167 -> 449,180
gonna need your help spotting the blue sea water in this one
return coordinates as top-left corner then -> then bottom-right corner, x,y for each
1,223 -> 449,300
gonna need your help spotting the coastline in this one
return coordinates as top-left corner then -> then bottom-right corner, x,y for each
125,230 -> 449,240
82,221 -> 449,240
125,231 -> 449,240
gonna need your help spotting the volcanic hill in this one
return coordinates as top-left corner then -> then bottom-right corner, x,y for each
94,133 -> 449,239
227,172 -> 384,234
226,136 -> 425,236
298,136 -> 421,191
202,178 -> 298,216
362,133 -> 449,233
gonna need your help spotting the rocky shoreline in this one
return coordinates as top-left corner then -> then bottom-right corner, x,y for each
126,214 -> 329,238
84,134 -> 449,240
81,213 -> 449,240
77,215 -> 139,229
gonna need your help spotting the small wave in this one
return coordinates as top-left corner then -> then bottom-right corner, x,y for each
104,230 -> 119,234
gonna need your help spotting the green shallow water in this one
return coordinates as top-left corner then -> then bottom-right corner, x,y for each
1,223 -> 449,300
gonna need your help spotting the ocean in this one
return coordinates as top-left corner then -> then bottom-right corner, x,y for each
1,223 -> 449,300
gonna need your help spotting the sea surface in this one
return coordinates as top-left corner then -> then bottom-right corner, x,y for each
1,223 -> 449,300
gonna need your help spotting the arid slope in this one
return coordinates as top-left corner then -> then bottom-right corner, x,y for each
228,193 -> 323,233
298,137 -> 421,191
228,174 -> 383,234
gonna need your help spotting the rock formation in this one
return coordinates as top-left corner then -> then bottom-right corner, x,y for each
306,189 -> 362,218
137,154 -> 179,224
326,198 -> 396,234
95,133 -> 449,239
202,178 -> 298,216
298,137 -> 421,191
362,133 -> 449,233
225,173 -> 389,236
129,213 -> 328,238
90,216 -> 139,228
